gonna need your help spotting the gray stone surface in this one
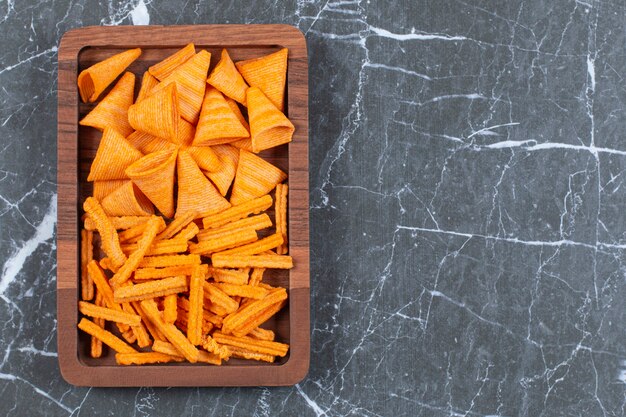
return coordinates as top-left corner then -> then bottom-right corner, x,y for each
1,0 -> 626,415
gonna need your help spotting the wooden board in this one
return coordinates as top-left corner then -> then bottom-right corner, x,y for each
57,25 -> 309,386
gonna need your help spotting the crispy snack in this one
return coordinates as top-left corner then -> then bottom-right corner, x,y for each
193,86 -> 249,146
113,276 -> 188,303
207,267 -> 249,285
189,228 -> 258,255
248,327 -> 275,341
163,294 -> 178,324
78,301 -> 141,326
226,97 -> 253,151
83,197 -> 127,268
227,345 -> 275,363
90,292 -> 105,358
149,50 -> 211,124
101,181 -> 154,217
247,87 -> 294,153
110,216 -> 162,286
177,150 -> 231,218
187,266 -> 205,345
151,340 -> 184,357
87,128 -> 143,182
205,144 -> 240,196
230,150 -> 287,205
79,72 -> 136,137
121,328 -> 138,344
213,283 -> 268,299
149,43 -> 196,81
196,214 -> 272,241
212,254 -> 293,269
177,117 -> 196,147
132,301 -> 166,342
174,222 -> 199,241
202,335 -> 231,359
115,352 -> 183,365
222,288 -> 287,335
123,301 -> 152,348
152,341 -> 222,365
80,229 -> 94,301
78,318 -> 136,354
85,215 -> 151,231
156,210 -> 196,240
275,183 -> 288,254
236,48 -> 288,111
204,282 -> 239,314
140,299 -> 199,362
248,268 -> 265,286
233,300 -> 286,338
93,179 -> 127,201
178,296 -> 223,327
118,217 -> 164,244
215,233 -> 283,257
175,305 -> 214,335
128,83 -> 179,141
126,149 -> 178,218
126,130 -> 177,155
134,264 -> 202,280
78,48 -> 141,102
136,70 -> 159,102
121,238 -> 188,256
138,254 -> 201,268
204,298 -> 229,317
207,49 -> 249,104
212,332 -> 288,357
88,260 -> 125,323
187,146 -> 221,172
202,194 -> 272,229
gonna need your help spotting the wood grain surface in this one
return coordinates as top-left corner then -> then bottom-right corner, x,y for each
57,24 -> 309,386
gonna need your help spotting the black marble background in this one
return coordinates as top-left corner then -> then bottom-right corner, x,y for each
1,0 -> 626,415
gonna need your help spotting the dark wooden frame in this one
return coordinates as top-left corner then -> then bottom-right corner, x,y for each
57,25 -> 309,386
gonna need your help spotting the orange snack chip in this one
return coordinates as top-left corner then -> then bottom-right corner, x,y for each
116,352 -> 183,365
213,283 -> 268,300
247,87 -> 294,153
78,48 -> 141,102
156,210 -> 196,240
197,214 -> 271,242
85,215 -> 151,231
227,345 -> 275,363
187,266 -> 205,345
202,194 -> 272,229
248,327 -> 275,341
126,131 -> 177,155
229,150 -> 287,205
90,292 -> 105,358
248,268 -> 265,286
78,301 -> 141,326
80,229 -> 94,301
136,71 -> 159,102
222,288 -> 287,335
128,83 -> 179,141
79,72 -> 136,137
140,299 -> 199,362
212,254 -> 293,269
124,302 -> 152,348
101,181 -> 154,217
193,86 -> 249,147
110,216 -> 162,287
215,233 -> 283,257
207,49 -> 249,104
163,294 -> 178,324
236,48 -> 288,111
176,117 -> 196,147
149,50 -> 211,124
132,301 -> 166,342
134,264 -> 200,280
149,43 -> 196,81
207,267 -> 249,285
173,222 -> 199,241
78,318 -> 137,354
203,282 -> 239,314
83,197 -> 127,268
93,179 -> 127,201
201,335 -> 231,359
121,238 -> 188,256
118,217 -> 164,244
205,144 -> 240,196
138,254 -> 201,268
186,146 -> 221,173
113,276 -> 188,303
232,300 -> 286,338
212,332 -> 288,357
176,150 -> 231,218
189,228 -> 258,255
87,128 -> 143,182
275,183 -> 288,254
126,149 -> 178,218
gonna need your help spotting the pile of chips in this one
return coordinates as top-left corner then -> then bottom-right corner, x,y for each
76,44 -> 294,365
